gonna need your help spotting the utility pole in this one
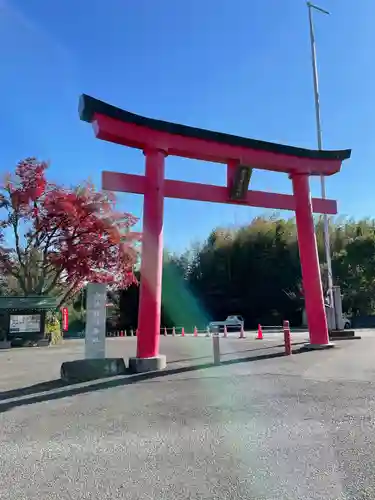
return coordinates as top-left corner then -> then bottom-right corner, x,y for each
307,2 -> 334,311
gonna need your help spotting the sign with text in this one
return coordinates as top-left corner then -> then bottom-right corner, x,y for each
9,314 -> 41,333
85,283 -> 106,359
229,165 -> 253,201
62,307 -> 69,331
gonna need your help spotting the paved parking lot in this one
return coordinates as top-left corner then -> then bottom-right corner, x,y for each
0,330 -> 309,392
0,331 -> 374,499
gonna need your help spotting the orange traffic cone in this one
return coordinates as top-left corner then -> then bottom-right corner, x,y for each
194,326 -> 198,337
164,327 -> 167,336
180,327 -> 184,337
223,325 -> 228,338
256,324 -> 263,340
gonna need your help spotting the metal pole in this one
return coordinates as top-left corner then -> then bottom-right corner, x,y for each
81,286 -> 85,321
307,2 -> 334,315
212,333 -> 221,365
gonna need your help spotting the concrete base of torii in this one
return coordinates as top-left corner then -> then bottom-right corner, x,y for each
129,355 -> 167,373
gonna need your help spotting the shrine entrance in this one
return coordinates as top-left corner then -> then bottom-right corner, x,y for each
79,94 -> 351,372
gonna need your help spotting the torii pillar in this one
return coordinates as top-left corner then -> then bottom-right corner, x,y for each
136,149 -> 166,362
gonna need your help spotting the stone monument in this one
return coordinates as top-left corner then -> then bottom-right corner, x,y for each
60,283 -> 126,383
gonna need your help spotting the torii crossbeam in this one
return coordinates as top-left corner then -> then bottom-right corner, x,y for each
79,94 -> 351,372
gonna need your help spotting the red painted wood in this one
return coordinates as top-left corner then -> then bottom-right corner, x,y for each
292,174 -> 329,346
136,150 -> 165,358
226,159 -> 238,189
94,113 -> 342,176
102,171 -> 146,194
102,171 -> 337,215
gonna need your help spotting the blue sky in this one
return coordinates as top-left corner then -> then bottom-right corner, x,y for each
0,0 -> 373,253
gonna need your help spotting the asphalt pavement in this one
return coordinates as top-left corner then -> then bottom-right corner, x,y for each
0,331 -> 374,499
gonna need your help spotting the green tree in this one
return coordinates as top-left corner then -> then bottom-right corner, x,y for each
119,215 -> 375,329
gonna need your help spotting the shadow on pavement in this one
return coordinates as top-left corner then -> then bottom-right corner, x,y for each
0,345 -> 308,413
169,343 -> 300,364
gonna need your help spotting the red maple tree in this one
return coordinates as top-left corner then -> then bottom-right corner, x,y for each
0,158 -> 139,306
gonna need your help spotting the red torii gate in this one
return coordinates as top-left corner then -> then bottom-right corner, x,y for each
79,94 -> 351,372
